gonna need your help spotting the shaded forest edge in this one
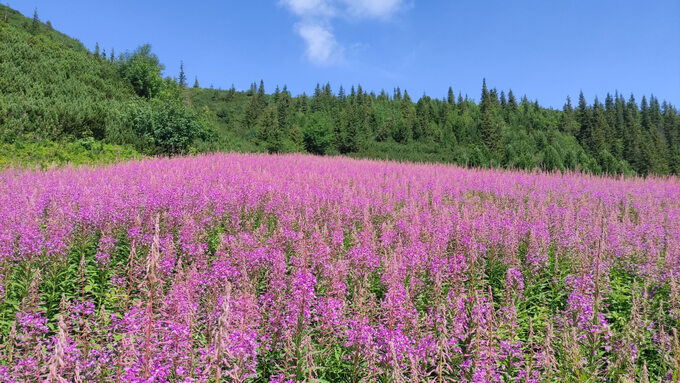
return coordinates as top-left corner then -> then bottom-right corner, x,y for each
1,5 -> 678,176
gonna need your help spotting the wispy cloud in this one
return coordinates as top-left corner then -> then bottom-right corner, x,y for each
339,0 -> 408,19
296,23 -> 343,65
280,0 -> 410,65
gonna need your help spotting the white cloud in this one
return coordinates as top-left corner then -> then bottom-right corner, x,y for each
280,0 -> 410,65
340,0 -> 406,19
280,0 -> 335,17
296,23 -> 343,65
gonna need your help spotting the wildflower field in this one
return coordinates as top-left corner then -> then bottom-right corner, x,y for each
1,153 -> 679,382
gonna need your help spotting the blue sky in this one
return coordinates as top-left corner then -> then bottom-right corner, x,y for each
13,0 -> 680,107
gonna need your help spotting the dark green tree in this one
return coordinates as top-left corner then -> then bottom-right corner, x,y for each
179,61 -> 187,88
30,7 -> 39,34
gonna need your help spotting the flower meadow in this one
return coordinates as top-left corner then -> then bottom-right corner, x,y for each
0,153 -> 679,382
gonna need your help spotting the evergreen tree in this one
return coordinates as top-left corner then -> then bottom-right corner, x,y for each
479,79 -> 503,158
394,90 -> 415,143
575,91 -> 590,145
447,87 -> 455,105
30,7 -> 39,34
193,76 -> 199,89
277,85 -> 292,133
94,42 -> 100,57
178,61 -> 187,88
560,96 -> 578,135
507,89 -> 518,114
589,98 -> 608,155
623,95 -> 643,173
257,106 -> 282,153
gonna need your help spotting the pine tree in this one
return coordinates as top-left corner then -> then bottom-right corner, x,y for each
257,80 -> 266,109
640,96 -> 651,130
30,8 -> 39,34
479,79 -> 503,157
273,85 -> 281,103
575,91 -> 590,146
623,95 -> 643,173
507,89 -> 518,114
193,76 -> 199,89
110,48 -> 115,63
245,82 -> 266,129
447,87 -> 455,105
589,98 -> 608,155
395,90 -> 415,143
277,85 -> 292,133
480,79 -> 490,112
94,42 -> 100,57
257,106 -> 282,153
394,87 -> 402,101
179,61 -> 187,88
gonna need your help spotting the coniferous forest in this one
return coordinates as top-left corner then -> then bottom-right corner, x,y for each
1,4 -> 679,176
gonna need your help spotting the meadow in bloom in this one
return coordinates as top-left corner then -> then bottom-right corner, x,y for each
0,153 -> 679,382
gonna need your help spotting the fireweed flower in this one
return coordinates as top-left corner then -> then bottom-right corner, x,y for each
0,153 -> 678,381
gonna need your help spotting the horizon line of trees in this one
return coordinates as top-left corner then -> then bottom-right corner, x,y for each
190,78 -> 680,176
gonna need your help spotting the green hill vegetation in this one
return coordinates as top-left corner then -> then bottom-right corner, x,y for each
0,5 -> 210,168
1,4 -> 679,176
190,81 -> 680,176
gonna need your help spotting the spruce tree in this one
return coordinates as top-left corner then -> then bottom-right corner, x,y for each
258,106 -> 281,153
245,83 -> 266,129
479,79 -> 503,158
623,95 -> 643,173
193,76 -> 199,89
590,98 -> 608,155
277,85 -> 291,133
179,61 -> 187,88
30,8 -> 39,34
507,89 -> 518,114
559,96 -> 578,135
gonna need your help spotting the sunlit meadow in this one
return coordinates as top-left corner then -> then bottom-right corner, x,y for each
0,153 -> 679,382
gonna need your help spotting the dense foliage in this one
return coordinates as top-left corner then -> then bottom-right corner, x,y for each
0,153 -> 679,381
0,5 -> 211,162
190,81 -> 680,176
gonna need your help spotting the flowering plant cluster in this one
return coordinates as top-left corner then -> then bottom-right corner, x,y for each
0,153 -> 679,382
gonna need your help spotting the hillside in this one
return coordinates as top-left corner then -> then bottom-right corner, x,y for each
0,5 -> 209,167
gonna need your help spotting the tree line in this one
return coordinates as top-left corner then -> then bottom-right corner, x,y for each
191,79 -> 680,176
